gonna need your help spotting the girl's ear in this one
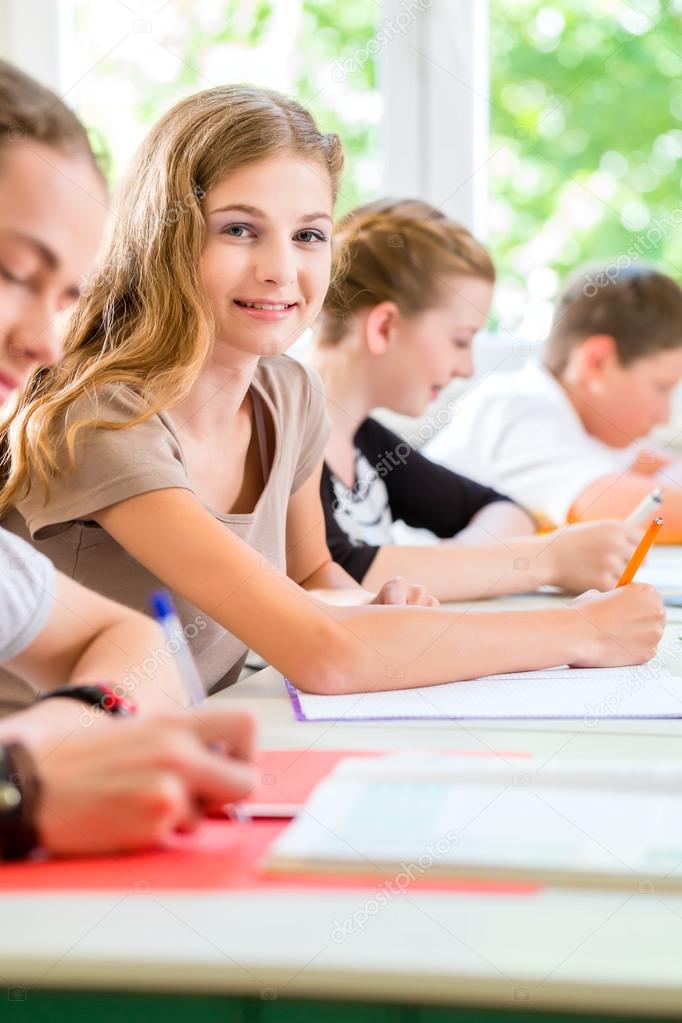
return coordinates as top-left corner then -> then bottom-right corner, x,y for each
364,301 -> 401,356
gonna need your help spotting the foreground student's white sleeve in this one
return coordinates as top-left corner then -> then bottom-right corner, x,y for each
427,376 -> 632,525
0,527 -> 56,662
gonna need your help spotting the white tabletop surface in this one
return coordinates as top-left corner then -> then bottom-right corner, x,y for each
218,587 -> 682,756
3,885 -> 682,1014
4,570 -> 682,1014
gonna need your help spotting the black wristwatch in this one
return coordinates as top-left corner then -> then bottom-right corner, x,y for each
0,743 -> 41,861
36,683 -> 137,717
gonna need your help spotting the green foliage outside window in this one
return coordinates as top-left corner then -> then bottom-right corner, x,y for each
490,0 -> 682,334
72,1 -> 682,338
73,0 -> 380,215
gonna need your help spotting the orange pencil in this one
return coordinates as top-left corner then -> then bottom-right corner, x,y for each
617,516 -> 663,587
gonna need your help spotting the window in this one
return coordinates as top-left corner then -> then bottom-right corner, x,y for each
65,0 -> 382,214
490,0 -> 682,339
8,1 -> 679,348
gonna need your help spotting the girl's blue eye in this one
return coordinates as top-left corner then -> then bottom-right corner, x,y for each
221,224 -> 254,238
295,229 -> 327,244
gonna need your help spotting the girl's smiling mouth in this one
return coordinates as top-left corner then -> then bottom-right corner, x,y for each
233,298 -> 298,320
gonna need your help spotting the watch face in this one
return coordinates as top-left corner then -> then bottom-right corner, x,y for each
0,781 -> 21,811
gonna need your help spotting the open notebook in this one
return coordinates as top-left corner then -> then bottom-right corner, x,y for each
263,753 -> 682,890
286,662 -> 682,721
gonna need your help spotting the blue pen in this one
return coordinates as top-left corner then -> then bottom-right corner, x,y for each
150,590 -> 205,705
150,591 -> 250,824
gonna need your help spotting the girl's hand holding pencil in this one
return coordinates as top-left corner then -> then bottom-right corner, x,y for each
569,582 -> 665,668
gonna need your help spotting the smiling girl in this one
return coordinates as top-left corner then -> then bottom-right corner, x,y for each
0,87 -> 664,697
311,199 -> 645,601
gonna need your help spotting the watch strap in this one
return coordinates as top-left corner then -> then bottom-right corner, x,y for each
0,743 -> 41,861
36,683 -> 137,717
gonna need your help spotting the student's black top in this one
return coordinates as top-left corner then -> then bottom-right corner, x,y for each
321,416 -> 517,582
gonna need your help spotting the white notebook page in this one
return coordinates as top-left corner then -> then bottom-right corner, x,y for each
290,663 -> 682,721
637,546 -> 682,589
266,754 -> 682,885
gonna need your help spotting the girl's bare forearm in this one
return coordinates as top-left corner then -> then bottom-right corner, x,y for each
362,536 -> 554,602
313,603 -> 585,695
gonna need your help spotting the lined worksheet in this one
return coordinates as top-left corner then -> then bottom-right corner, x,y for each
287,663 -> 682,721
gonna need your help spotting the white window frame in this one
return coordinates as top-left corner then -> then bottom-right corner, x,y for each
1,0 -> 489,235
381,0 -> 490,237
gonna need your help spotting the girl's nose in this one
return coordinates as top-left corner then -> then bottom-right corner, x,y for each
255,239 -> 296,288
8,296 -> 63,370
452,351 -> 474,380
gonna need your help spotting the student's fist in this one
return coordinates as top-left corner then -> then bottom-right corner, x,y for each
568,583 -> 665,667
542,520 -> 643,592
32,707 -> 257,856
371,576 -> 439,607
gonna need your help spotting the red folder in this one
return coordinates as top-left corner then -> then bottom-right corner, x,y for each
0,748 -> 537,895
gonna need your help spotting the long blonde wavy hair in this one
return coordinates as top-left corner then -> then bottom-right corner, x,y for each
0,85 -> 343,513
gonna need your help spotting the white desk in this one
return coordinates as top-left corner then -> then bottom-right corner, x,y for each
218,589 -> 682,758
2,884 -> 682,1017
3,582 -> 682,1019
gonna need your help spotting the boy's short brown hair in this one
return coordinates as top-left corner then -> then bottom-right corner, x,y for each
544,264 -> 682,374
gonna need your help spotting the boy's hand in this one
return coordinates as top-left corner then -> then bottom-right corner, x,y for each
568,584 -> 665,667
31,707 -> 256,856
541,520 -> 643,592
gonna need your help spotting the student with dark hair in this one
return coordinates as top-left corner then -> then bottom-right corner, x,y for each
428,264 -> 682,541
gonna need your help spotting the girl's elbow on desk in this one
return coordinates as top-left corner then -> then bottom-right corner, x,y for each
288,619 -> 383,696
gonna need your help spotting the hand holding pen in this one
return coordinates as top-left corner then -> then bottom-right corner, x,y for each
617,517 -> 663,586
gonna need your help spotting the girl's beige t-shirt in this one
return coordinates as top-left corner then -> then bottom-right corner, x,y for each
0,355 -> 330,715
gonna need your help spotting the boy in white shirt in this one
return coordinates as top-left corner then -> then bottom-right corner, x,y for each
427,266 -> 682,538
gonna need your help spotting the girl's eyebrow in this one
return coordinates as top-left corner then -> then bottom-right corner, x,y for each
2,229 -> 58,270
207,203 -> 332,223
